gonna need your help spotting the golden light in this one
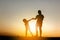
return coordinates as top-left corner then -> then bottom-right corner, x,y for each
29,20 -> 36,36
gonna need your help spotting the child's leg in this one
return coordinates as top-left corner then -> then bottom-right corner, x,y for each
26,29 -> 27,37
28,27 -> 33,36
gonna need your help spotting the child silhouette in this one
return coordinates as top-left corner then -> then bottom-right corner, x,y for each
23,18 -> 33,37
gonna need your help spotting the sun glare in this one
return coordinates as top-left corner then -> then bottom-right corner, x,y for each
29,20 -> 36,35
28,20 -> 51,36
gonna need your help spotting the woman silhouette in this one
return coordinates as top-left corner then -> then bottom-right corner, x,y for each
32,10 -> 44,37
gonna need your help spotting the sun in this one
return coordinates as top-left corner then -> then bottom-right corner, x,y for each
29,20 -> 37,35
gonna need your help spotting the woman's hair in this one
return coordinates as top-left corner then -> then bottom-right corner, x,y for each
38,10 -> 41,15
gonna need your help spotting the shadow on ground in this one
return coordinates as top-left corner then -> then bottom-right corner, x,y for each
0,35 -> 60,40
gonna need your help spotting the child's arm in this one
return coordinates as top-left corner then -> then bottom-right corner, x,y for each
28,18 -> 36,21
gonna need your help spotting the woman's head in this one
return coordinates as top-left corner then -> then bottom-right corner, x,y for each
38,10 -> 41,15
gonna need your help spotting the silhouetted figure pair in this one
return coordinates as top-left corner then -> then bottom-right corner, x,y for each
23,19 -> 33,37
23,10 -> 44,37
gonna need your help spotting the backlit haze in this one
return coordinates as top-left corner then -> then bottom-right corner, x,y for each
0,0 -> 60,37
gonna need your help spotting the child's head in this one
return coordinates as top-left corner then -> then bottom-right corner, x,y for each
23,19 -> 27,23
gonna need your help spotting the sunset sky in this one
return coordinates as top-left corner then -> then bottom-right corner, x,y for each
0,0 -> 60,37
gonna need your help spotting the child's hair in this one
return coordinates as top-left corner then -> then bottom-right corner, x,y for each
23,19 -> 27,23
